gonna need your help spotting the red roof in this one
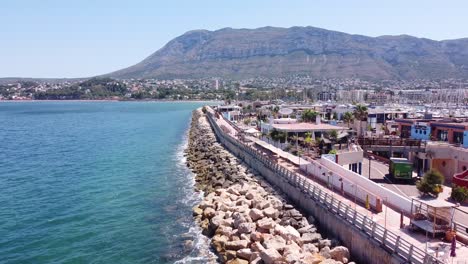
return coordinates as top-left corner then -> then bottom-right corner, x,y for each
272,123 -> 345,132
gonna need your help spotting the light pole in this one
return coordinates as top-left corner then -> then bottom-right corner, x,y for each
384,197 -> 388,228
350,183 -> 358,209
368,154 -> 374,180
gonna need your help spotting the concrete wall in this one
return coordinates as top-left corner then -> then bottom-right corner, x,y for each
320,157 -> 412,215
206,113 -> 404,264
300,158 -> 381,212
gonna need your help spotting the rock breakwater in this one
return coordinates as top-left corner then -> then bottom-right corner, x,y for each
186,109 -> 353,264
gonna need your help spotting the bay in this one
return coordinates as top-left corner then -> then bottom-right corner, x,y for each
0,101 -> 213,264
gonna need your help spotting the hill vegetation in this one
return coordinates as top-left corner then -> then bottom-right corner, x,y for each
108,26 -> 468,80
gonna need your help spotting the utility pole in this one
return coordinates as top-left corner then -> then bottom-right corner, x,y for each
368,154 -> 371,180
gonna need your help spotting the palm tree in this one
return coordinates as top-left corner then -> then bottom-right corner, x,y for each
353,104 -> 368,136
301,109 -> 318,123
342,112 -> 354,128
304,132 -> 313,154
327,130 -> 339,150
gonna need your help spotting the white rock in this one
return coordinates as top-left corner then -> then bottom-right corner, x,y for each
257,217 -> 276,230
238,222 -> 256,234
263,207 -> 279,219
259,248 -> 282,264
236,248 -> 252,260
301,233 -> 322,244
249,208 -> 264,222
329,246 -> 350,263
262,235 -> 286,251
225,240 -> 249,251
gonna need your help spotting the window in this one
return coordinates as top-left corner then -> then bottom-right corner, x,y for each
453,131 -> 463,144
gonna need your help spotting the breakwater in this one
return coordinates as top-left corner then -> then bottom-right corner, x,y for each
186,109 -> 352,264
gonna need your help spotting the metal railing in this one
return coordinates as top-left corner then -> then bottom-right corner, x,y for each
206,111 -> 441,264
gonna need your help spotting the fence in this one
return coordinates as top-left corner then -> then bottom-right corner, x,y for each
206,111 -> 440,264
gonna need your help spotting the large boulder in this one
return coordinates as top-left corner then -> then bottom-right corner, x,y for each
267,196 -> 283,210
216,225 -> 233,237
203,207 -> 216,219
259,248 -> 282,264
262,235 -> 286,251
238,222 -> 256,234
225,240 -> 250,251
302,243 -> 319,254
320,246 -> 331,259
226,258 -> 248,264
301,233 -> 322,244
318,239 -> 332,249
192,206 -> 203,216
330,246 -> 350,263
249,208 -> 264,222
263,207 -> 280,219
274,225 -> 301,242
257,217 -> 276,230
236,248 -> 253,260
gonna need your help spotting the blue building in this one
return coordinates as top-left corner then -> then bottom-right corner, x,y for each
410,122 -> 431,141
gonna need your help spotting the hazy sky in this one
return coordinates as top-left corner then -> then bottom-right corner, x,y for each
2,0 -> 468,78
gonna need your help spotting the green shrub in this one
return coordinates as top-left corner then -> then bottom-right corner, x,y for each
201,106 -> 207,114
328,149 -> 337,154
416,169 -> 445,197
451,185 -> 468,203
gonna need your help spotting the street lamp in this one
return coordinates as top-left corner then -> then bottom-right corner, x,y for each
350,183 -> 358,209
339,177 -> 344,196
384,197 -> 388,229
368,155 -> 374,180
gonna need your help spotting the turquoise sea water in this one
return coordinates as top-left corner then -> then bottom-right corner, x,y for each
0,101 -> 213,264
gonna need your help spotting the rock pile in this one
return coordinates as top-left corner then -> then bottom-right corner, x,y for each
186,109 -> 353,264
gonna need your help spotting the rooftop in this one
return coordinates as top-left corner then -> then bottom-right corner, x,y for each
271,122 -> 346,133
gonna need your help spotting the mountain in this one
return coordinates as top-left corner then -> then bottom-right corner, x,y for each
108,26 -> 468,80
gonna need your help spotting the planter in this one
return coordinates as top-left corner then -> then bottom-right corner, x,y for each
445,230 -> 456,241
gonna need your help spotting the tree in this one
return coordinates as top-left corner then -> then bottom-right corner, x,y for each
301,109 -> 318,123
451,185 -> 468,203
353,104 -> 368,135
243,118 -> 251,125
304,132 -> 314,154
342,112 -> 354,128
353,104 -> 368,121
328,130 -> 338,144
416,169 -> 445,197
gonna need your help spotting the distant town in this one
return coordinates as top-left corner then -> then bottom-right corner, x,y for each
1,77 -> 467,106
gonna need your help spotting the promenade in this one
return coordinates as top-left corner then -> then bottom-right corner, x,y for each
209,108 -> 468,263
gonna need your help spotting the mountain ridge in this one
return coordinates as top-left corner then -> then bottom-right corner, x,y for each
107,26 -> 468,80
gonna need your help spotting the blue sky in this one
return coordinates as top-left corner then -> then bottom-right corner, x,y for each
1,0 -> 468,78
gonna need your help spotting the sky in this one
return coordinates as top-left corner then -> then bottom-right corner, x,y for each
1,0 -> 468,78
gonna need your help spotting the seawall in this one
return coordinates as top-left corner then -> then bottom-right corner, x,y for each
187,109 -> 353,263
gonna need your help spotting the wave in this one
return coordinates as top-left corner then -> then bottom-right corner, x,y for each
172,120 -> 217,264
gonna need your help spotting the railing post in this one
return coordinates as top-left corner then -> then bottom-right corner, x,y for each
408,245 -> 413,260
362,216 -> 367,231
371,222 -> 377,237
382,230 -> 387,245
393,236 -> 400,254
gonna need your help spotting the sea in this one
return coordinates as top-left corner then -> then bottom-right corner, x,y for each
0,101 -> 217,264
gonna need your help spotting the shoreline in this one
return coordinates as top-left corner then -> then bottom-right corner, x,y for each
0,99 -> 219,103
185,109 -> 353,264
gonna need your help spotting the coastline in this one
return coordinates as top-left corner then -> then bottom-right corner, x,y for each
185,109 -> 352,264
0,99 -> 220,103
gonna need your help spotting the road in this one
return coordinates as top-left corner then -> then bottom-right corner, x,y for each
362,158 -> 468,228
361,158 -> 420,198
